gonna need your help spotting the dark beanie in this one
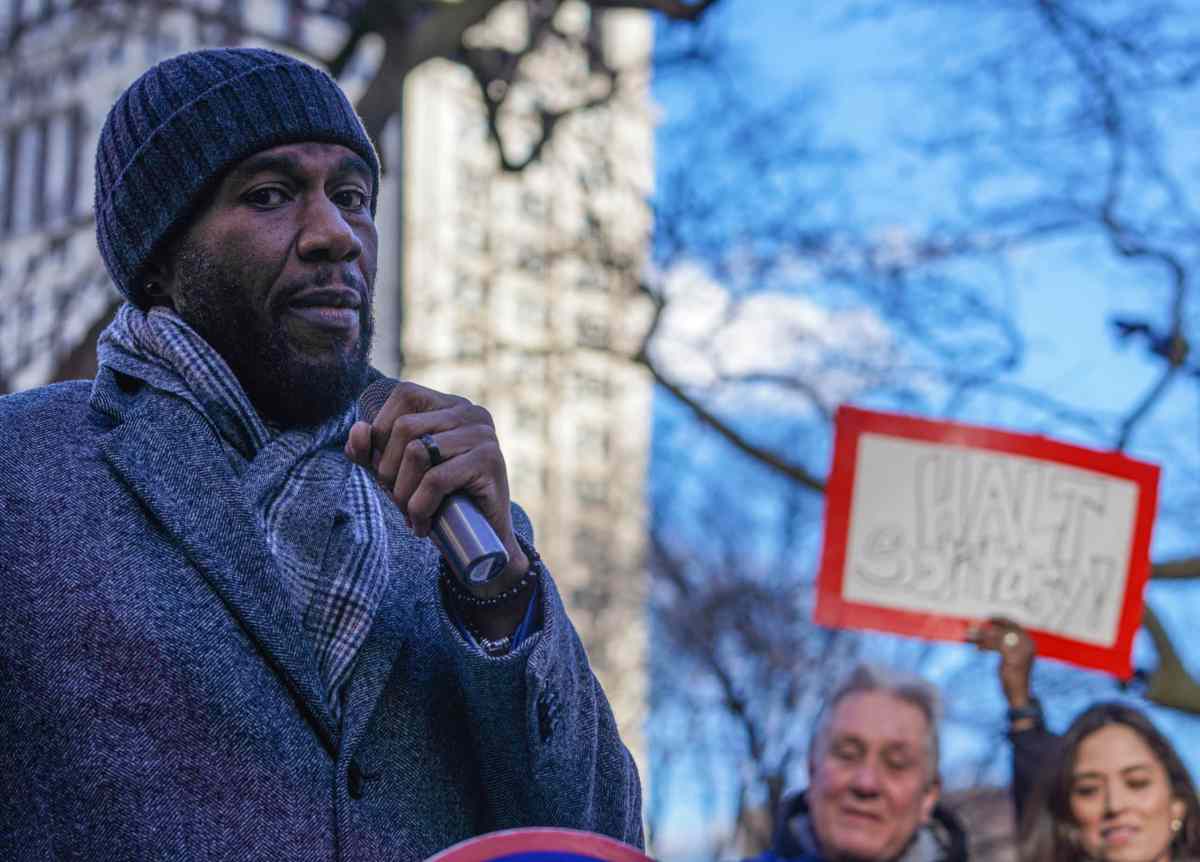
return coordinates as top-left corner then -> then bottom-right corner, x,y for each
94,47 -> 380,308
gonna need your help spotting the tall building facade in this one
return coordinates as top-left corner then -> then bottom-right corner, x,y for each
397,6 -> 655,768
0,0 -> 653,772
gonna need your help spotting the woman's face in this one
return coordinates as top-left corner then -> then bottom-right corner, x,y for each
1069,723 -> 1186,862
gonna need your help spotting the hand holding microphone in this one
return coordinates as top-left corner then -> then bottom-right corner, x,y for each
347,378 -> 520,586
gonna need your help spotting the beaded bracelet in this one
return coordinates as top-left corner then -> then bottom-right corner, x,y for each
439,537 -> 544,610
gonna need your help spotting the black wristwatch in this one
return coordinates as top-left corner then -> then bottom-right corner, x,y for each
1007,697 -> 1044,727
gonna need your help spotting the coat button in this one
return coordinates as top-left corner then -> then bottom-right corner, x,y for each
348,760 -> 365,799
537,692 -> 556,742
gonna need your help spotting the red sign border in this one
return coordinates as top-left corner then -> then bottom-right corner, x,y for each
424,828 -> 654,862
814,405 -> 1160,679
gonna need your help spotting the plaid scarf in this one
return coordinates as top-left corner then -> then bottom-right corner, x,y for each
98,303 -> 390,724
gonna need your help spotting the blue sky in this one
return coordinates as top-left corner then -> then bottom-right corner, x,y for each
649,2 -> 1200,855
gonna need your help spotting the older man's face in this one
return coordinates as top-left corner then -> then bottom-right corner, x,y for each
809,691 -> 939,862
154,142 -> 378,427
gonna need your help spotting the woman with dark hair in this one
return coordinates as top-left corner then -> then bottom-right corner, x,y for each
1020,701 -> 1200,862
971,620 -> 1200,862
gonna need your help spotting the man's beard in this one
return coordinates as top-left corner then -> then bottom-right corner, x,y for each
168,240 -> 374,429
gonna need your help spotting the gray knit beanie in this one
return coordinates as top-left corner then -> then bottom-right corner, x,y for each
95,47 -> 380,308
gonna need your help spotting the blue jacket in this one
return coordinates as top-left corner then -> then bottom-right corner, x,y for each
741,791 -> 968,862
0,370 -> 642,860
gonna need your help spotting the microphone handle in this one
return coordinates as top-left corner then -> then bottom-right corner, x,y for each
429,493 -> 509,586
356,377 -> 508,585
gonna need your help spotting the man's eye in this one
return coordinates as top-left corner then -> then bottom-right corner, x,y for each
244,187 -> 289,207
883,756 -> 914,773
831,745 -> 860,763
334,189 -> 368,210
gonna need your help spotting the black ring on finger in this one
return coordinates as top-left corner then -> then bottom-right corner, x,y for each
419,433 -> 443,466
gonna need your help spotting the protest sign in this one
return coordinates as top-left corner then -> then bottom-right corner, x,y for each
815,406 -> 1159,678
425,828 -> 653,862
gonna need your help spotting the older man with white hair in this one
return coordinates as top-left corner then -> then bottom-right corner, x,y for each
743,664 -> 968,862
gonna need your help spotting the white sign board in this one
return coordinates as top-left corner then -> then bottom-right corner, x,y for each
816,407 -> 1159,677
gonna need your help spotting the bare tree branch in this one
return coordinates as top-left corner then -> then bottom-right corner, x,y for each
588,0 -> 720,20
1150,557 -> 1200,581
1143,605 -> 1200,714
643,360 -> 827,493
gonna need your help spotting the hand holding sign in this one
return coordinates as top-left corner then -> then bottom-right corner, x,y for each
815,406 -> 1160,678
967,617 -> 1036,710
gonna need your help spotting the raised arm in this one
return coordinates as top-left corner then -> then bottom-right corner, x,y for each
969,618 -> 1062,825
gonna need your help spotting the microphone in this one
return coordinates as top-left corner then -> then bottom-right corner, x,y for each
357,378 -> 509,585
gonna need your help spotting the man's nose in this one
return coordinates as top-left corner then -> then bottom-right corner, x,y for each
297,195 -> 362,263
848,761 -> 882,795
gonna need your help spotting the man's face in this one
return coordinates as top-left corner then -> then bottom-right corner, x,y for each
809,691 -> 939,862
155,142 -> 378,427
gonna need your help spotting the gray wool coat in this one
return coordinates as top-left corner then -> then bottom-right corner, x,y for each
0,368 -> 642,861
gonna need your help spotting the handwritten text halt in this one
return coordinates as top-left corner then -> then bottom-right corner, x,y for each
815,407 -> 1159,677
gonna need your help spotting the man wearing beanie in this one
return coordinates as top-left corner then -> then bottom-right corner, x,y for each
0,48 -> 641,860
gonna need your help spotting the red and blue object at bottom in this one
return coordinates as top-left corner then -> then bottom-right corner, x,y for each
425,828 -> 653,862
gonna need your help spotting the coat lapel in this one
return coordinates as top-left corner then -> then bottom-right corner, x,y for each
338,526 -> 432,750
99,390 -> 340,751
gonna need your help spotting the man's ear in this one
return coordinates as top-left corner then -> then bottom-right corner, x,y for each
920,776 -> 941,823
141,255 -> 177,307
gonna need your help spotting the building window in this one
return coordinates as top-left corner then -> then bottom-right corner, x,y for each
45,110 -> 74,225
514,404 -> 540,431
586,8 -> 607,73
517,294 -> 548,328
0,129 -> 10,238
577,424 -> 610,458
285,0 -> 304,42
572,369 -> 610,399
512,353 -> 547,386
3,124 -> 39,236
577,270 -> 609,293
454,272 -> 484,304
576,477 -> 607,506
0,0 -> 15,48
30,115 -> 50,227
520,188 -> 546,219
461,219 -> 487,252
576,314 -> 610,350
521,250 -> 546,274
459,164 -> 490,208
63,106 -> 84,220
525,0 -> 556,36
456,327 -> 485,361
216,0 -> 243,43
573,526 -> 616,589
0,106 -> 87,236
